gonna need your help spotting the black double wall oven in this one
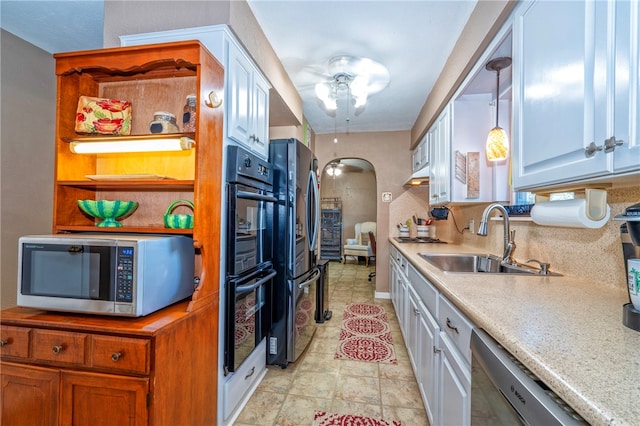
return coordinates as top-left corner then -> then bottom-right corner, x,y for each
224,146 -> 277,375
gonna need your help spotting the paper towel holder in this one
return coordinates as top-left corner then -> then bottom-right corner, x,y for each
534,186 -> 610,221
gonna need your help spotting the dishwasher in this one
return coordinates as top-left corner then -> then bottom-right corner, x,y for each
470,329 -> 588,425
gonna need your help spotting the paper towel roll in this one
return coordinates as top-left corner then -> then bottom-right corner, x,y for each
530,199 -> 610,228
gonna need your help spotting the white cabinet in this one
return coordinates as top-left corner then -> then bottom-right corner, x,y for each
512,0 -> 640,190
393,251 -> 473,426
439,334 -> 471,426
408,265 -> 439,426
412,134 -> 429,172
227,43 -> 270,159
429,105 -> 452,206
120,25 -> 271,160
390,247 -> 409,331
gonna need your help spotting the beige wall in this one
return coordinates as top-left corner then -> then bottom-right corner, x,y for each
314,131 -> 411,294
320,167 -> 377,248
1,30 -> 56,308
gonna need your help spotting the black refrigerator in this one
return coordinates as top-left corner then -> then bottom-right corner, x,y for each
267,138 -> 320,367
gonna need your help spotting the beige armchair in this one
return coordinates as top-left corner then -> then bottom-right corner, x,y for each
343,222 -> 376,266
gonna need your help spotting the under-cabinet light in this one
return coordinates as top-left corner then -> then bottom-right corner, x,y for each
69,136 -> 195,154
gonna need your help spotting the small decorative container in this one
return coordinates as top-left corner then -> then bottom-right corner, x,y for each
164,200 -> 194,229
75,96 -> 132,135
416,225 -> 430,238
77,199 -> 138,227
399,227 -> 410,238
149,111 -> 180,134
182,94 -> 197,132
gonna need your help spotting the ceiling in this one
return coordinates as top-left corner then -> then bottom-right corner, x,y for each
0,0 -> 480,135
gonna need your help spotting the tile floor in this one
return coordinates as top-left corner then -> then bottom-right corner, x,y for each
234,261 -> 429,425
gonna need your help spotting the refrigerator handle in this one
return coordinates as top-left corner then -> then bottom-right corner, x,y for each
307,169 -> 320,250
297,266 -> 320,289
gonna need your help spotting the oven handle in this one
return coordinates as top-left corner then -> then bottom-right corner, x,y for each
236,269 -> 277,293
237,190 -> 277,203
297,267 -> 320,289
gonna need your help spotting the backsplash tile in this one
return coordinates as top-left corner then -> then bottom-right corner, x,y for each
391,185 -> 640,291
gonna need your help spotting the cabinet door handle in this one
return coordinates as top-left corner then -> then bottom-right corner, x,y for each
245,366 -> 255,380
584,142 -> 603,157
111,352 -> 122,362
604,136 -> 624,153
0,339 -> 8,347
414,308 -> 420,315
52,345 -> 64,354
446,318 -> 459,334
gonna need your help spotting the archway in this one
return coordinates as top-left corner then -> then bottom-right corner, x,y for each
319,158 -> 377,263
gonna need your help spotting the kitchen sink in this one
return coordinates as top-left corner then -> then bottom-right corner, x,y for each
418,253 -> 560,276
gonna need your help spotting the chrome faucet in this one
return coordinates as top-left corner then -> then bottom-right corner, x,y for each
477,203 -> 516,265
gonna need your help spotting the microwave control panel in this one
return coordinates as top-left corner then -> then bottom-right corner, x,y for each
116,247 -> 134,302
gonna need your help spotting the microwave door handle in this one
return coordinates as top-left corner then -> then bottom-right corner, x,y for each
235,270 -> 277,293
236,191 -> 277,203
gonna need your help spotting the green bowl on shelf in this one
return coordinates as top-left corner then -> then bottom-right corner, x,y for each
77,199 -> 139,227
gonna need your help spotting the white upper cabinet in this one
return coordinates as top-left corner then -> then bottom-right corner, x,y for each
120,25 -> 271,160
227,42 -> 271,159
412,134 -> 429,172
512,0 -> 640,190
429,105 -> 451,206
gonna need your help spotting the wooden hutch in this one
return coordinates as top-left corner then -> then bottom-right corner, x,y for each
0,41 -> 224,425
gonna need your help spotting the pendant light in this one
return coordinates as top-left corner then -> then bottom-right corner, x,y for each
485,57 -> 511,162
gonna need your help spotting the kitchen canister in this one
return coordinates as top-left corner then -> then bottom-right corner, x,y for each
164,200 -> 194,229
628,259 -> 640,311
416,225 -> 430,238
399,227 -> 410,238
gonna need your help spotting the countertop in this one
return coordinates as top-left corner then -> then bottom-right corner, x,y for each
389,239 -> 639,426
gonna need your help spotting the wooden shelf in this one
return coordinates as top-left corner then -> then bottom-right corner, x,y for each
54,225 -> 193,235
58,180 -> 194,191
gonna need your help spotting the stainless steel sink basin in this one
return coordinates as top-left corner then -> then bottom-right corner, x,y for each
418,253 -> 560,276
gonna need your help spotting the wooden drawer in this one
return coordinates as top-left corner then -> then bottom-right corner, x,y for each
438,295 -> 473,364
0,325 -> 30,358
91,335 -> 150,374
31,329 -> 87,365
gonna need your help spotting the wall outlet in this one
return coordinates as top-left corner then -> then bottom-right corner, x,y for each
468,219 -> 475,234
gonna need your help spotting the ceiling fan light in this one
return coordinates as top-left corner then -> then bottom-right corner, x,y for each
353,95 -> 367,108
485,126 -> 509,161
315,82 -> 337,110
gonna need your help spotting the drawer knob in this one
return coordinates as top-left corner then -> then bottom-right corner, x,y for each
111,352 -> 122,362
0,339 -> 8,347
446,318 -> 460,334
52,345 -> 63,354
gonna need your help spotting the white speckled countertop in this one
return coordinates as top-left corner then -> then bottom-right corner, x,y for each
390,239 -> 639,426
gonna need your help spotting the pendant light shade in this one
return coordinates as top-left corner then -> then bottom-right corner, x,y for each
485,57 -> 512,162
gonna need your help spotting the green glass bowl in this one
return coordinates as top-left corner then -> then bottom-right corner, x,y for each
77,200 -> 139,227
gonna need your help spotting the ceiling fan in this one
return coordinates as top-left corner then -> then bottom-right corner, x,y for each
325,159 -> 367,176
298,55 -> 391,113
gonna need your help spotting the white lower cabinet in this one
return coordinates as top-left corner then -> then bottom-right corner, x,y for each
395,254 -> 473,426
439,334 -> 471,426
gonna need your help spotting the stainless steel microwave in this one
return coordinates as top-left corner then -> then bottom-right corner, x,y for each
17,234 -> 195,317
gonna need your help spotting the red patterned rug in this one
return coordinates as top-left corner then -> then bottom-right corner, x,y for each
313,411 -> 402,426
334,303 -> 397,364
